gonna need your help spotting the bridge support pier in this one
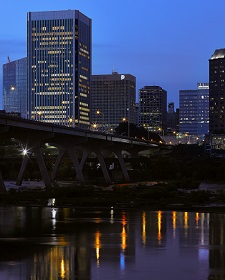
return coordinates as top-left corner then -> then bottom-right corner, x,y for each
67,147 -> 85,184
51,148 -> 66,181
95,149 -> 111,184
114,149 -> 130,182
16,143 -> 53,189
33,144 -> 53,189
16,155 -> 29,186
74,148 -> 91,182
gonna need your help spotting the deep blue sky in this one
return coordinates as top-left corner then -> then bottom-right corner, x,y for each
0,0 -> 225,109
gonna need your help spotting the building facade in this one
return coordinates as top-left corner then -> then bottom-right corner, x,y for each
167,102 -> 179,134
91,72 -> 136,132
139,86 -> 167,135
179,90 -> 198,135
179,83 -> 209,136
209,48 -> 225,134
197,82 -> 209,135
27,10 -> 92,128
3,57 -> 27,118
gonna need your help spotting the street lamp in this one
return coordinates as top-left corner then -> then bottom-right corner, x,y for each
122,117 -> 130,138
9,85 -> 23,118
96,110 -> 107,133
37,111 -> 42,121
68,117 -> 73,127
91,123 -> 98,131
22,148 -> 28,156
127,108 -> 130,138
158,127 -> 164,136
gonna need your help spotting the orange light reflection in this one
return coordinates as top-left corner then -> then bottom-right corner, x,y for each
61,259 -> 65,279
195,212 -> 199,227
121,213 -> 127,251
184,212 -> 188,229
157,211 -> 162,243
95,230 -> 101,267
142,212 -> 146,246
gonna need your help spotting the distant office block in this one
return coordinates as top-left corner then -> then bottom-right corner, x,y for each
179,83 -> 209,136
209,48 -> 225,134
91,72 -> 136,132
168,102 -> 174,114
139,86 -> 167,134
3,57 -> 27,118
167,102 -> 179,134
179,90 -> 198,135
27,10 -> 92,128
197,83 -> 209,135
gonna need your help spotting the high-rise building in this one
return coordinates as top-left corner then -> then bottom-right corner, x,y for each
179,90 -> 198,135
197,82 -> 209,135
91,71 -> 136,132
179,83 -> 209,136
168,102 -> 174,114
139,86 -> 167,135
209,48 -> 225,134
27,10 -> 92,128
167,102 -> 179,134
3,57 -> 27,118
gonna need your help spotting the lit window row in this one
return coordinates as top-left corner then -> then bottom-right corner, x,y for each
79,107 -> 90,112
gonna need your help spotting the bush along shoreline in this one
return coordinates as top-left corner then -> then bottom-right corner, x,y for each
1,180 -> 225,212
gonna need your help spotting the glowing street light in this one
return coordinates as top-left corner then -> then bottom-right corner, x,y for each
122,117 -> 130,138
158,127 -> 164,136
21,147 -> 29,156
37,111 -> 42,121
96,110 -> 108,133
91,123 -> 98,131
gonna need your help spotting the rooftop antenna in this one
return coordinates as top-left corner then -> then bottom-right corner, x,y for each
112,65 -> 118,74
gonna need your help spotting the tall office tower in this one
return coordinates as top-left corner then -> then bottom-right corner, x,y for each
179,83 -> 209,136
209,48 -> 225,134
91,72 -> 136,132
3,57 -> 27,118
27,10 -> 92,128
179,90 -> 198,135
168,102 -> 174,114
167,102 -> 178,134
139,86 -> 167,134
197,82 -> 209,135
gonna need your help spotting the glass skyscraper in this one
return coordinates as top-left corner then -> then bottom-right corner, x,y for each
3,57 -> 27,118
197,83 -> 209,135
27,10 -> 92,127
179,83 -> 209,136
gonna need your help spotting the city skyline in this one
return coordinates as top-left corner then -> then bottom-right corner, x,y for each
0,0 -> 225,109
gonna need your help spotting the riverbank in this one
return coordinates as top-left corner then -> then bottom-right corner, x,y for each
1,180 -> 225,213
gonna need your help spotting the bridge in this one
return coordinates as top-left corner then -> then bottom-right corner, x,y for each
0,114 -> 161,190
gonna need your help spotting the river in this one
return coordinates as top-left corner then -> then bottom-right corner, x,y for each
0,204 -> 224,280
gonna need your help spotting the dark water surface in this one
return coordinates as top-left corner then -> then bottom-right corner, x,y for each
0,204 -> 224,280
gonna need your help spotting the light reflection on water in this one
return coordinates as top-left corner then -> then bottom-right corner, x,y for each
0,207 -> 224,279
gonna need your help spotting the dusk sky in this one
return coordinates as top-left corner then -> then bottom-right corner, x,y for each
0,0 -> 225,109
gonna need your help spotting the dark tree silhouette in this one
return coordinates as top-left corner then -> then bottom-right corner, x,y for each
114,122 -> 162,142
